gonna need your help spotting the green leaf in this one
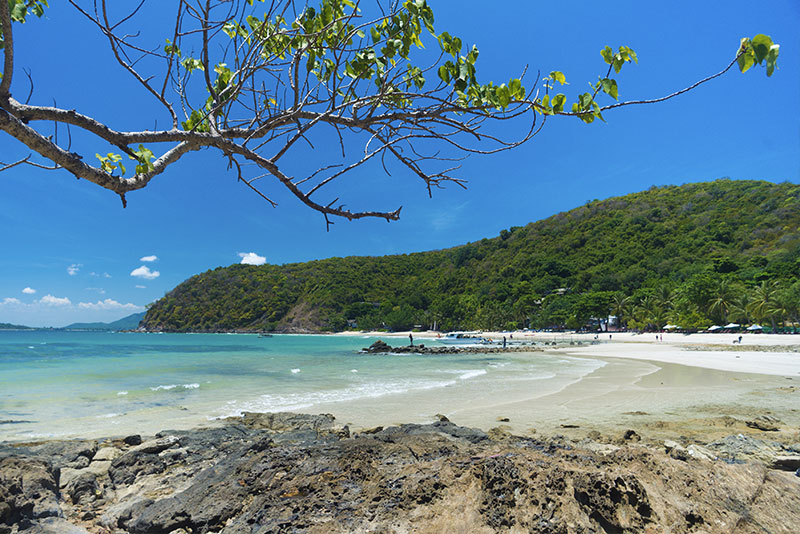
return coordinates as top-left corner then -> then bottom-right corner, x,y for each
737,48 -> 754,74
437,64 -> 450,83
550,71 -> 566,85
766,44 -> 779,77
129,145 -> 156,174
599,77 -> 618,100
181,57 -> 204,72
551,93 -> 566,113
601,46 -> 613,65
497,85 -> 510,109
751,34 -> 772,63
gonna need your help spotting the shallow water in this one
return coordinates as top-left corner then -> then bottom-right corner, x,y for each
0,331 -> 604,441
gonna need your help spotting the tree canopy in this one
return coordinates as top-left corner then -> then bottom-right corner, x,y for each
141,179 -> 800,333
0,1 -> 780,226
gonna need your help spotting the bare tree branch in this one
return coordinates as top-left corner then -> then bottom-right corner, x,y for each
0,0 -> 778,225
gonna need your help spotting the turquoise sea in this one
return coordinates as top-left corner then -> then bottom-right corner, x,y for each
0,331 -> 605,442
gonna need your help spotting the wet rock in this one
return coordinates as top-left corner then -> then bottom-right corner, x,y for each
363,340 -> 392,353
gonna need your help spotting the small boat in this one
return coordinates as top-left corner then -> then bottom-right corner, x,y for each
259,333 -> 273,338
437,332 -> 487,345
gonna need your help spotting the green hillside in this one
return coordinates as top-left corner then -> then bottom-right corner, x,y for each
142,180 -> 800,333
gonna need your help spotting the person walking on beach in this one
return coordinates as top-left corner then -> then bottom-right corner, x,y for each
503,336 -> 507,348
409,333 -> 413,347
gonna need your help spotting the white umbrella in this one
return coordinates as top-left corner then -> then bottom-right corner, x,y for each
724,323 -> 740,328
663,324 -> 678,330
708,325 -> 723,331
746,324 -> 763,331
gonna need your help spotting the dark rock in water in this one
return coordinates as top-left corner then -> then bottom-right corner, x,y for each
363,339 -> 392,353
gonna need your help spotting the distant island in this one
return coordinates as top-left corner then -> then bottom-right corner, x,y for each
61,312 -> 146,331
0,312 -> 145,332
141,179 -> 800,334
0,322 -> 34,331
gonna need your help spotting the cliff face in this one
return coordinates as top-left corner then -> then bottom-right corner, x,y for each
2,414 -> 800,533
141,179 -> 800,332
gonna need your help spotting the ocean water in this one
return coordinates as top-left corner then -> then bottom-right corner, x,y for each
0,331 -> 605,442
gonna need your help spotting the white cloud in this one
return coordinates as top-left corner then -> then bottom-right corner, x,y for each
1,297 -> 22,306
78,299 -> 144,311
40,294 -> 72,307
135,285 -> 146,289
104,273 -> 112,279
140,255 -> 158,262
22,287 -> 36,295
67,264 -> 82,276
131,266 -> 160,280
239,252 -> 266,266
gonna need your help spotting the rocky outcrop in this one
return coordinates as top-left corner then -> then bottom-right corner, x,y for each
1,414 -> 800,533
361,340 -> 545,354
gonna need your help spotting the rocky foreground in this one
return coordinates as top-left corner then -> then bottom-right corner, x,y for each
2,413 -> 800,534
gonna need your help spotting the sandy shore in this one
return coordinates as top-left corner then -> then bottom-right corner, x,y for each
327,330 -> 800,442
340,329 -> 800,376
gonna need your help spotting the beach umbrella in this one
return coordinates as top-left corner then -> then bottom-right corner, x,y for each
746,324 -> 763,331
708,325 -> 723,331
724,323 -> 740,328
663,324 -> 678,330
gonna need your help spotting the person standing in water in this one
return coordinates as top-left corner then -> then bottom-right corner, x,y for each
409,333 -> 413,347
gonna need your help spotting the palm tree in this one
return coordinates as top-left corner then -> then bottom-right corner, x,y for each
749,281 -> 780,331
634,295 -> 667,331
611,293 -> 632,329
708,278 -> 738,324
768,291 -> 798,331
729,293 -> 753,324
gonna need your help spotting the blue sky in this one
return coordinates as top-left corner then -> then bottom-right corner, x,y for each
1,1 -> 798,327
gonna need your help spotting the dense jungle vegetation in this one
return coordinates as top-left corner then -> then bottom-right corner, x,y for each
142,180 -> 800,333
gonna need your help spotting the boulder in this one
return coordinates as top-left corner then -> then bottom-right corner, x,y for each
64,471 -> 98,505
93,447 -> 122,462
0,456 -> 61,529
240,412 -> 336,433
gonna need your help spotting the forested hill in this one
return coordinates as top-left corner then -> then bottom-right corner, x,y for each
142,180 -> 800,333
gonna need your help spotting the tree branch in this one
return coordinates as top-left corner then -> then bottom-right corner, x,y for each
0,0 -> 14,98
